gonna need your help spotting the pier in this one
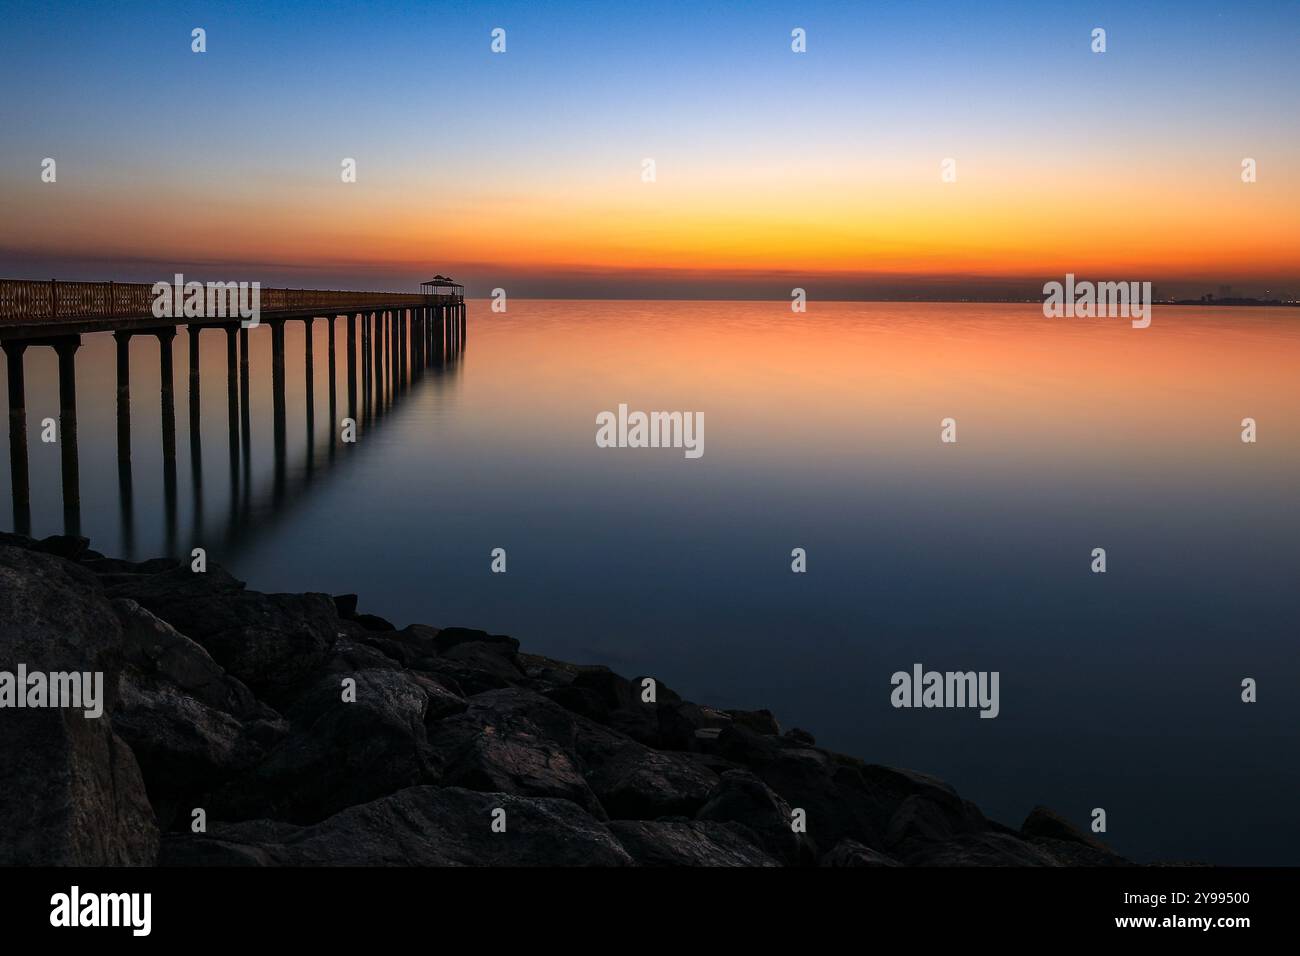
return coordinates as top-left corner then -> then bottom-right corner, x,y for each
0,276 -> 466,542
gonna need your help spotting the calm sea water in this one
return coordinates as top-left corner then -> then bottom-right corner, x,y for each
4,300 -> 1298,864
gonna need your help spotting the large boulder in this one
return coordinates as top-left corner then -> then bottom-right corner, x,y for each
161,787 -> 634,866
427,688 -> 606,817
1020,806 -> 1127,865
695,769 -> 816,865
428,686 -> 722,822
0,545 -> 158,864
585,741 -> 718,820
819,839 -> 902,867
111,599 -> 286,829
102,562 -> 338,703
609,820 -> 778,866
902,832 -> 1063,866
210,667 -> 439,824
700,725 -> 891,851
872,768 -> 990,858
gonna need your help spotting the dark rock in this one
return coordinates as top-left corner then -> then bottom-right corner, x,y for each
871,768 -> 989,857
0,545 -> 158,865
111,599 -> 286,829
586,743 -> 718,820
610,820 -> 777,866
903,832 -> 1063,866
103,564 -> 339,703
322,637 -> 407,674
434,627 -> 520,655
34,534 -> 92,561
699,725 -> 890,852
2,540 -> 1148,869
161,787 -> 633,866
210,668 -> 439,824
1021,805 -> 1115,853
114,599 -> 267,719
426,686 -> 718,822
820,838 -> 902,867
1029,836 -> 1132,866
358,624 -> 443,669
427,642 -> 525,693
353,613 -> 396,632
887,794 -> 970,849
725,708 -> 781,735
695,769 -> 816,865
568,667 -> 680,745
427,688 -> 605,817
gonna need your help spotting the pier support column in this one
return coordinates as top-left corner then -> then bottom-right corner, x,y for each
55,338 -> 81,536
389,310 -> 398,395
224,325 -> 239,480
114,331 -> 134,554
3,342 -> 30,535
347,313 -> 358,426
187,325 -> 203,531
270,319 -> 287,502
156,328 -> 178,554
239,326 -> 251,469
415,309 -> 425,373
115,331 -> 132,466
402,309 -> 410,387
371,311 -> 381,412
157,328 -> 178,464
384,310 -> 392,403
361,312 -> 371,423
396,310 -> 405,390
304,318 -> 315,468
327,316 -> 337,454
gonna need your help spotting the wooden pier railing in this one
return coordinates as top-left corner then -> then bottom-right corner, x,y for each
0,278 -> 463,324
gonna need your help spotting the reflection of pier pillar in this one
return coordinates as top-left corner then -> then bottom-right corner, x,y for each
413,309 -> 423,375
399,309 -> 407,389
54,338 -> 81,536
304,318 -> 315,407
238,326 -> 251,513
187,325 -> 203,534
380,311 -> 389,408
348,313 -> 358,425
3,342 -> 30,535
388,311 -> 397,398
224,325 -> 239,498
327,316 -> 337,456
360,312 -> 371,423
270,319 -> 286,503
304,318 -> 315,471
388,310 -> 396,399
304,317 -> 314,460
157,329 -> 177,463
371,311 -> 381,412
114,331 -> 135,555
371,310 -> 379,408
157,329 -> 178,554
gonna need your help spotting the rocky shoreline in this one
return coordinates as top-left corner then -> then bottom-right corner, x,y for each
1,533 -> 1138,866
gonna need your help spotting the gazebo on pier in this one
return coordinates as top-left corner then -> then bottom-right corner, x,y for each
421,275 -> 464,301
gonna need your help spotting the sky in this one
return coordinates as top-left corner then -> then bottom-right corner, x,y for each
0,0 -> 1297,299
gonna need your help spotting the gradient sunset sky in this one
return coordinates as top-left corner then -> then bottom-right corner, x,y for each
1,0 -> 1297,298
